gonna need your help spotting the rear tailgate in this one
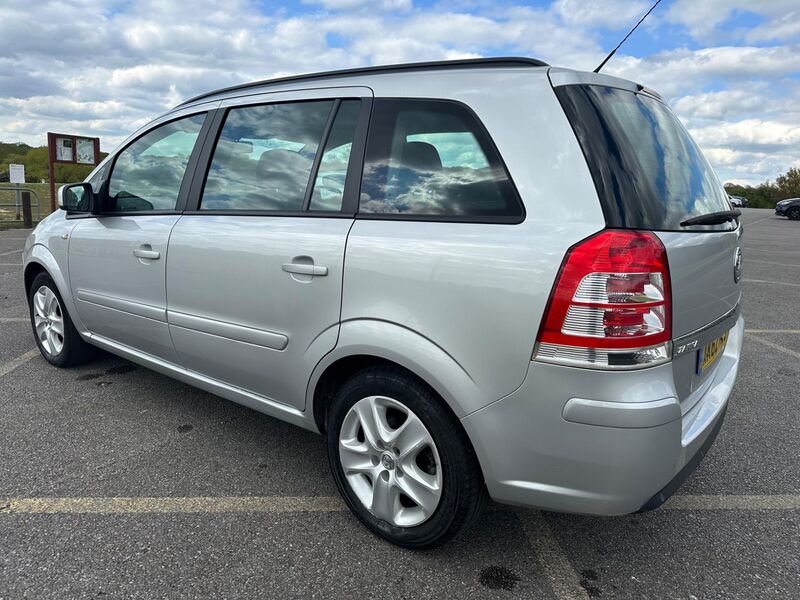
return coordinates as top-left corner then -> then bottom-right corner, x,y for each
553,75 -> 742,404
659,229 -> 741,406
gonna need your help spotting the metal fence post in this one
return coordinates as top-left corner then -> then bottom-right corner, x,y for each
21,191 -> 32,228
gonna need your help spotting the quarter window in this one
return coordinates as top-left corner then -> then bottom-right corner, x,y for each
201,101 -> 334,211
107,114 -> 206,212
359,99 -> 522,218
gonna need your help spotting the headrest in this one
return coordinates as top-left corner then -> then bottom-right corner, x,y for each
400,141 -> 442,171
257,149 -> 312,179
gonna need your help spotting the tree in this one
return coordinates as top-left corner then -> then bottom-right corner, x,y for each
775,167 -> 800,200
725,166 -> 800,208
1,143 -> 107,183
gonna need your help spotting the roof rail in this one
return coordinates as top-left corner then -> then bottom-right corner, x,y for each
177,56 -> 549,107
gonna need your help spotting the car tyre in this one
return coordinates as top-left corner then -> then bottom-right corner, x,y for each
327,365 -> 487,548
28,271 -> 95,367
788,207 -> 800,221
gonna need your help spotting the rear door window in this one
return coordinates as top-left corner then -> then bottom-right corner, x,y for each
359,99 -> 523,220
555,85 -> 733,231
200,101 -> 334,211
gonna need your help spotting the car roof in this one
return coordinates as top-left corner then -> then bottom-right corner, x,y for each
176,57 -> 549,108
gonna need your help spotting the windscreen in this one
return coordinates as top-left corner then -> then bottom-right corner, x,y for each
555,84 -> 734,231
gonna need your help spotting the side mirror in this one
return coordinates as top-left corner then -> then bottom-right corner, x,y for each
58,183 -> 94,213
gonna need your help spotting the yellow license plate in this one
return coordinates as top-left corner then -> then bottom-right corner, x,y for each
697,332 -> 729,374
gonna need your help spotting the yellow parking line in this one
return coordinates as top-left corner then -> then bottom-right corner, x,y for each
519,511 -> 590,600
0,348 -> 39,379
747,334 -> 800,360
665,495 -> 800,510
0,496 -> 346,514
3,494 -> 797,516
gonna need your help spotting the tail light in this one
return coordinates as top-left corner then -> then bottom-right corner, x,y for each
534,230 -> 672,370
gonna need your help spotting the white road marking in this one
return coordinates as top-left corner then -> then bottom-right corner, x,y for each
743,278 -> 800,288
742,215 -> 776,227
742,248 -> 799,255
745,259 -> 800,268
747,334 -> 800,360
665,495 -> 800,510
0,248 -> 23,257
745,329 -> 800,334
0,318 -> 29,323
519,511 -> 590,600
0,348 -> 39,379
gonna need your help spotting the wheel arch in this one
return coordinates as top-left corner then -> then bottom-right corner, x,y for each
24,245 -> 86,334
307,319 -> 485,433
23,261 -> 47,301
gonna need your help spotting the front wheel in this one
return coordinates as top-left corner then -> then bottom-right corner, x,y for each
28,272 -> 95,367
326,366 -> 487,548
788,207 -> 800,221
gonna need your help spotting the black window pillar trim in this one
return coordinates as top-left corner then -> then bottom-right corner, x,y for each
302,99 -> 341,212
341,97 -> 373,216
175,109 -> 223,213
184,108 -> 227,212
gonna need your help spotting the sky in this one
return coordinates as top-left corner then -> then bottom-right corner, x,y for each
1,0 -> 798,185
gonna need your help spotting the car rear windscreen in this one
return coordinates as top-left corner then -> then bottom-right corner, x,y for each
555,84 -> 734,232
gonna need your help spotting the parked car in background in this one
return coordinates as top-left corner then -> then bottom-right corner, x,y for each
23,57 -> 744,548
775,198 -> 800,220
728,195 -> 748,208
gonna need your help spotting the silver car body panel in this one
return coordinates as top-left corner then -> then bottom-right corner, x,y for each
340,69 -> 605,415
69,215 -> 182,363
166,215 -> 352,409
23,61 -> 743,514
24,218 -> 83,329
462,315 -> 743,515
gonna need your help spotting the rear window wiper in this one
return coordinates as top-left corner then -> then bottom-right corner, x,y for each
680,209 -> 741,227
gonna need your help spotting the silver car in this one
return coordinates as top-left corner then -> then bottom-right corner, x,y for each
23,57 -> 743,548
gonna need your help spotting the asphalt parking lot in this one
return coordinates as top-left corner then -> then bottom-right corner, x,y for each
1,208 -> 798,599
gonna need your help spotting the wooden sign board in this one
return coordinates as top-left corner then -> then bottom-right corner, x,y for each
46,132 -> 101,211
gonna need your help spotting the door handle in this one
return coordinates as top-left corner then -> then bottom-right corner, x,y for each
133,246 -> 160,260
281,263 -> 328,276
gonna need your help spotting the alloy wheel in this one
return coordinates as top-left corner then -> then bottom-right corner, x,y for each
33,285 -> 65,356
339,395 -> 443,527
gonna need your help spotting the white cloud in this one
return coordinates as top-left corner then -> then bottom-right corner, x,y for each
304,0 -> 412,11
691,119 -> 800,151
0,0 -> 797,185
553,0 -> 649,29
667,0 -> 800,42
606,45 -> 800,97
746,11 -> 800,43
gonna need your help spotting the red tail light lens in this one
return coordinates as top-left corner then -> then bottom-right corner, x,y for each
534,230 -> 672,369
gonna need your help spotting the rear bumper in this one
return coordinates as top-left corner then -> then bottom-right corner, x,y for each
639,403 -> 726,511
461,315 -> 744,515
